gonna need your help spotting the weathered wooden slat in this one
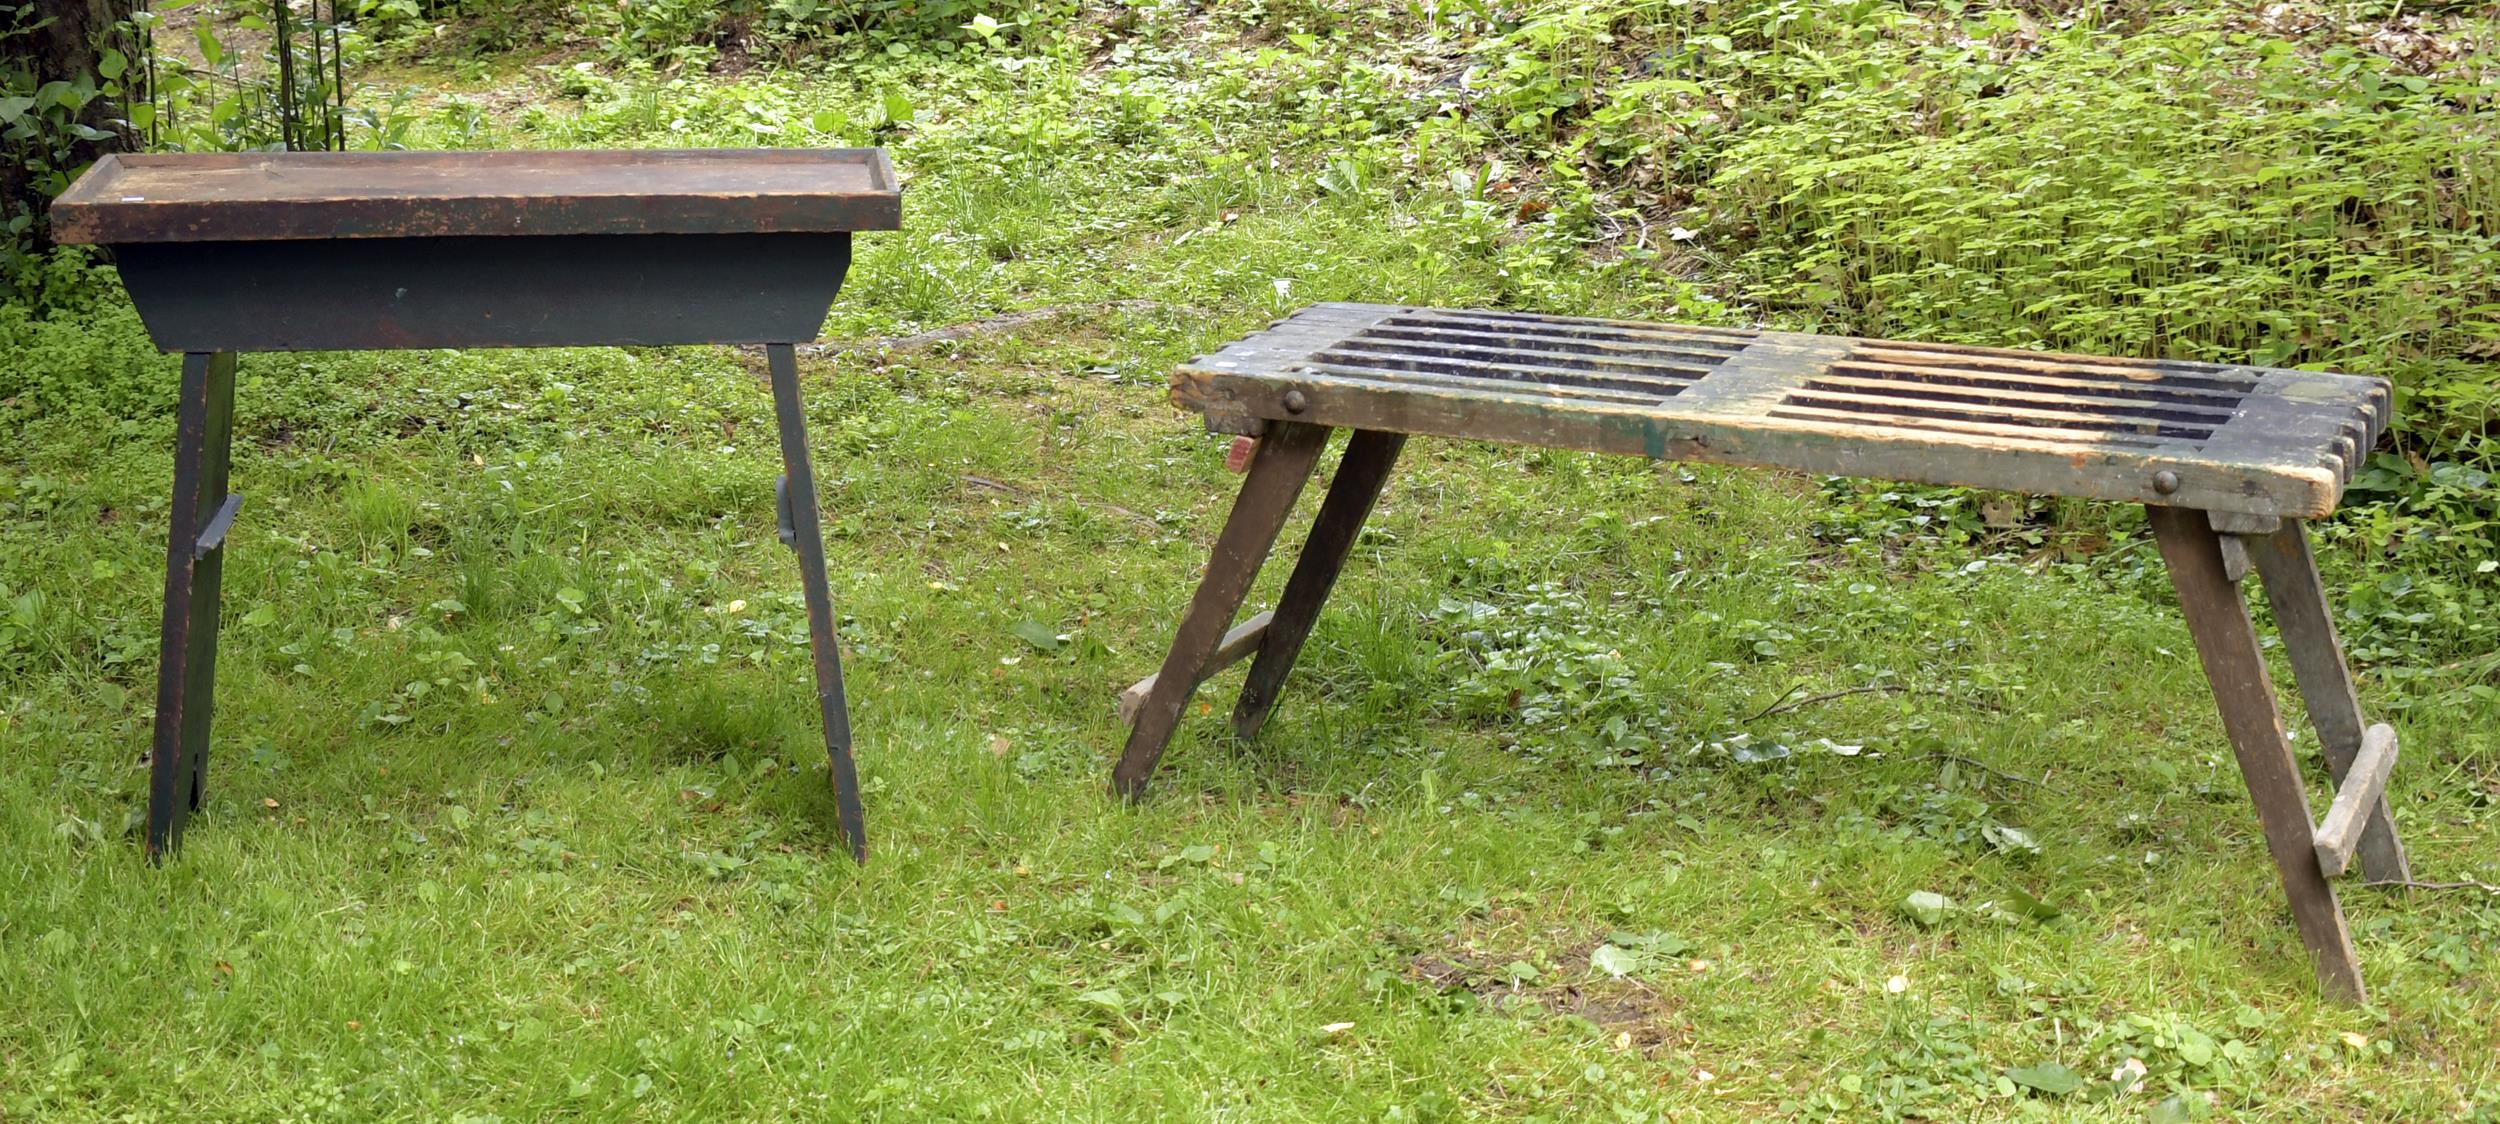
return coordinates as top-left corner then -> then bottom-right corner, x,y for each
1353,324 -> 1743,369
1338,329 -> 1729,377
1827,358 -> 2255,405
1779,387 -> 2219,440
1191,309 -> 1399,370
2312,723 -> 2398,879
1766,402 -> 2168,450
1301,359 -> 1673,404
1315,345 -> 1698,392
1853,339 -> 2263,387
1342,342 -> 1729,384
1794,382 -> 2231,434
1812,370 -> 2245,420
1117,611 -> 1274,725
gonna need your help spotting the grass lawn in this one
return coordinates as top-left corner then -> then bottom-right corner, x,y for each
4,5 -> 2499,1120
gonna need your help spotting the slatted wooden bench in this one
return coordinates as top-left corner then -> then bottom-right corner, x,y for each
1114,302 -> 2409,1003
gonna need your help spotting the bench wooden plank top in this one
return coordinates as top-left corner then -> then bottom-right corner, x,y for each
1173,303 -> 2389,519
50,148 -> 902,244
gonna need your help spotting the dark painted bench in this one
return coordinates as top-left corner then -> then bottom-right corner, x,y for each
53,149 -> 901,863
1115,302 -> 2408,1003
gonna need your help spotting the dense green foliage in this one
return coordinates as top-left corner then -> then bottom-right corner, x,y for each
18,0 -> 2495,673
3,1 -> 2498,1119
0,251 -> 164,418
1462,2 -> 2500,672
358,0 -> 1083,66
1,0 -> 135,281
3,0 -> 356,294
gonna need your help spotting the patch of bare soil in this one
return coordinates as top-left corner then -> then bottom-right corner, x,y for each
1405,938 -> 1693,1056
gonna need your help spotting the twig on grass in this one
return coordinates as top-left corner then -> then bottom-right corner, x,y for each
2365,877 -> 2500,895
1746,683 -> 1997,721
959,473 -> 1161,535
1902,752 -> 2045,789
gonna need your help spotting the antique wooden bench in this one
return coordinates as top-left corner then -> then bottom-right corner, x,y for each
1115,302 -> 2409,1003
53,149 -> 901,863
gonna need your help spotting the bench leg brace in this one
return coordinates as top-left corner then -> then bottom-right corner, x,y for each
2248,521 -> 2410,885
2149,506 -> 2367,1003
1112,421 -> 1331,800
765,342 -> 867,862
148,351 -> 238,862
1231,430 -> 1405,741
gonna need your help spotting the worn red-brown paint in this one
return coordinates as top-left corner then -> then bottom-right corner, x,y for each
51,149 -> 901,244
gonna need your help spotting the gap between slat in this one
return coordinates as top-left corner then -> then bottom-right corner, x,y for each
1784,389 -> 2220,441
1827,359 -> 2254,407
1801,376 -> 2237,428
1299,359 -> 1682,403
1768,403 -> 2173,450
1342,330 -> 1729,371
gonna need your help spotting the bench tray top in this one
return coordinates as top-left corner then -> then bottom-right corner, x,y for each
1174,303 -> 2389,519
50,148 -> 901,244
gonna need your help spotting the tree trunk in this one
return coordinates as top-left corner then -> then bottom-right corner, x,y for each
6,0 -> 140,252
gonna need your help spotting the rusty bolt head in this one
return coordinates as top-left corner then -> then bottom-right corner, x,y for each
1282,390 -> 1308,414
2152,470 -> 2181,495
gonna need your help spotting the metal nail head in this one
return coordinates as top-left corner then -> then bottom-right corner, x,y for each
1282,390 -> 1308,414
2152,470 -> 2181,495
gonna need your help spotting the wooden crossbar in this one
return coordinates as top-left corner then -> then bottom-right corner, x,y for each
2314,723 -> 2399,879
1118,612 -> 1271,725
